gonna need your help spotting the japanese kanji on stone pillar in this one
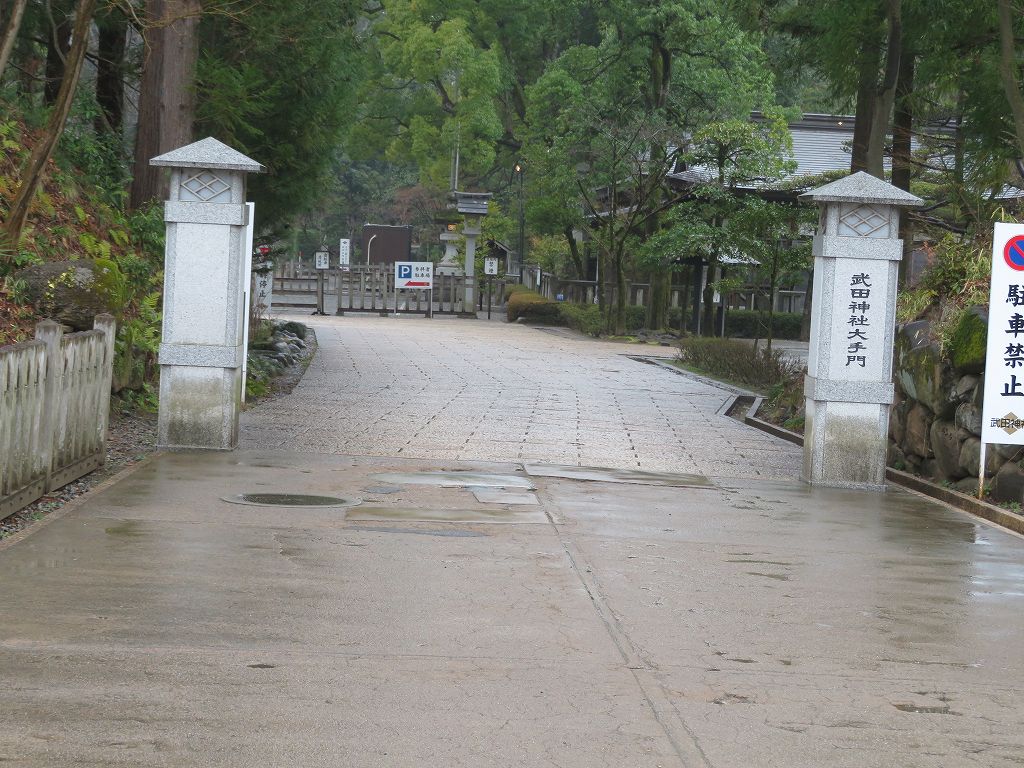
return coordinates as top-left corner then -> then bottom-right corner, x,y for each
150,138 -> 265,450
800,172 -> 922,489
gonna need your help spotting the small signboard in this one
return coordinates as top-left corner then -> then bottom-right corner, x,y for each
982,222 -> 1024,445
484,256 -> 499,276
314,250 -> 330,270
395,261 -> 433,289
339,238 -> 351,266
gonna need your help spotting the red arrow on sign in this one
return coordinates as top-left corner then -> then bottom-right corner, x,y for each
405,281 -> 431,286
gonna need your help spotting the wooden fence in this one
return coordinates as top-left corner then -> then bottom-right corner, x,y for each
0,315 -> 116,519
271,263 -> 498,316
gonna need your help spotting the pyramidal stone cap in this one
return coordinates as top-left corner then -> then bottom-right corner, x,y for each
150,137 -> 265,173
799,171 -> 922,207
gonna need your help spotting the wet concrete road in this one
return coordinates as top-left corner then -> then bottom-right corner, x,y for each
4,317 -> 1024,765
2,450 -> 1024,767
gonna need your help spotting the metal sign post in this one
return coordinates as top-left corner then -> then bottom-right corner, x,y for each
393,261 -> 434,318
313,248 -> 329,315
484,255 -> 498,319
979,223 -> 1024,497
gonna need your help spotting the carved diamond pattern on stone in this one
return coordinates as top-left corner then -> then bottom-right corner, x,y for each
180,171 -> 231,202
838,204 -> 889,238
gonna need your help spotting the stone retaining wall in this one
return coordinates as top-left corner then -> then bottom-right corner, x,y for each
889,310 -> 1024,502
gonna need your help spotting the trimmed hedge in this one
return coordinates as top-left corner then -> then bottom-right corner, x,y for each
677,337 -> 804,390
666,308 -> 803,339
506,290 -> 564,324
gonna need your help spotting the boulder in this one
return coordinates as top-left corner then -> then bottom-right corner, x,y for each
903,453 -> 924,475
889,399 -> 910,444
17,260 -> 120,331
893,321 -> 960,418
946,307 -> 987,374
954,374 -> 979,401
953,477 -> 980,495
991,461 -> 1024,504
904,402 -> 934,458
994,443 -> 1024,461
929,419 -> 966,480
954,402 -> 983,436
888,441 -> 906,470
960,437 -> 1009,477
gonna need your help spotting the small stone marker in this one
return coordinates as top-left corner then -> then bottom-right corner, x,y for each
151,137 -> 265,450
799,172 -> 922,489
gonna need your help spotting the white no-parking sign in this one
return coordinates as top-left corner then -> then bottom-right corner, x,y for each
981,223 -> 1024,445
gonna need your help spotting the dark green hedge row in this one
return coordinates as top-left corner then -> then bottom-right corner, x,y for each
666,308 -> 803,339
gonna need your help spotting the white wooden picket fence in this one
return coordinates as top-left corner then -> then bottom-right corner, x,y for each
0,315 -> 116,519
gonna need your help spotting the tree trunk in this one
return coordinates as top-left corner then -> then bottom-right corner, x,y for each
998,0 -> 1024,161
851,43 -> 879,173
865,0 -> 902,178
563,226 -> 584,279
2,0 -> 97,249
95,7 -> 128,136
129,0 -> 202,210
43,10 -> 72,106
892,45 -> 915,286
647,268 -> 670,330
0,0 -> 29,80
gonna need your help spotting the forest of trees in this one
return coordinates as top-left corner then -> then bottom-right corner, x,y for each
1,0 -> 1023,344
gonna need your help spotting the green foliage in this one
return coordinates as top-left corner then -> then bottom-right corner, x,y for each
896,288 -> 936,324
558,303 -> 604,336
721,309 -> 803,340
677,337 -> 804,391
946,309 -> 988,374
506,289 -> 563,324
196,0 -> 365,227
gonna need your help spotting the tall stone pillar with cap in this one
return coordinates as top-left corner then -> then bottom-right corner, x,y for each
151,137 -> 265,450
800,172 -> 922,489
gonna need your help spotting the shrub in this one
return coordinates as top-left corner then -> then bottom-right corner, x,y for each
677,337 -> 804,390
558,303 -> 604,336
504,283 -> 532,301
506,289 -> 564,324
723,309 -> 803,340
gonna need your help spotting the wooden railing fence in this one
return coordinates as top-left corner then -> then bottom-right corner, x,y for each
0,315 -> 116,519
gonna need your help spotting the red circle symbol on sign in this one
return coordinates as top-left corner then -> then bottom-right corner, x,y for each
1005,235 -> 1024,270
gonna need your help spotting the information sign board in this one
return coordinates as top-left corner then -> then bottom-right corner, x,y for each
339,238 -> 351,266
982,222 -> 1024,444
484,256 -> 499,276
314,250 -> 330,270
395,261 -> 433,289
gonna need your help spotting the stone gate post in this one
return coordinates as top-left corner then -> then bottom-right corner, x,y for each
150,137 -> 265,450
799,172 -> 922,489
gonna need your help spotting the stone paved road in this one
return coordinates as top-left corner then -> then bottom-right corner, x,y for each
242,315 -> 802,478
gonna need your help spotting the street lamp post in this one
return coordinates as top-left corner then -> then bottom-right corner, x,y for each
515,162 -> 525,283
366,233 -> 377,266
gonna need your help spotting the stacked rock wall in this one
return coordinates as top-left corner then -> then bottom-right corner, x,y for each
889,310 -> 1024,501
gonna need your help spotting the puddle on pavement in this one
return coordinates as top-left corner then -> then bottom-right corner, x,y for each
470,487 -> 540,505
347,506 -> 545,524
222,493 -> 361,508
370,472 -> 536,489
104,521 -> 146,538
346,524 -> 486,538
524,463 -> 713,488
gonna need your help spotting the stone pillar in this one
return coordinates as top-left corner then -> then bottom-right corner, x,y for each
799,172 -> 922,489
463,214 -> 480,310
150,137 -> 265,450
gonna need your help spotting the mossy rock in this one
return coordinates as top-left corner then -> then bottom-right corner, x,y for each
946,307 -> 987,374
277,320 -> 308,340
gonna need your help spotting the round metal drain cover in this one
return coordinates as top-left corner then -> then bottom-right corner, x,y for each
222,493 -> 360,508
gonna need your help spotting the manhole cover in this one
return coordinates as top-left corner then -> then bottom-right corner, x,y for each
222,493 -> 360,508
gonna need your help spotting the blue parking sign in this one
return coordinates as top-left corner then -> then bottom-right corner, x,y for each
398,264 -> 412,279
